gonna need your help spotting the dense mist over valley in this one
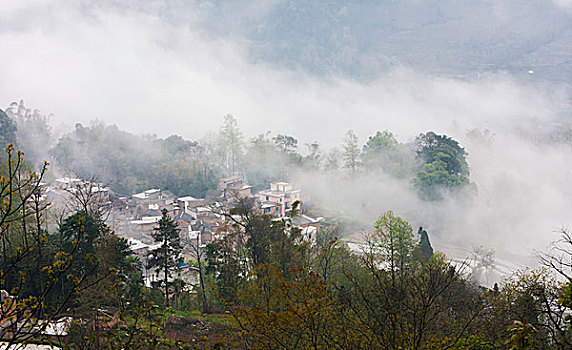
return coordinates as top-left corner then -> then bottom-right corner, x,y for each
2,1 -> 572,348
1,1 -> 571,274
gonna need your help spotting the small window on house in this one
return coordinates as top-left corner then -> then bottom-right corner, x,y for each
280,198 -> 282,202
266,196 -> 269,201
285,194 -> 290,199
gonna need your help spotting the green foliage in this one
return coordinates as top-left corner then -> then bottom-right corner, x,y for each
272,133 -> 298,155
206,202 -> 310,303
64,299 -> 192,350
371,210 -> 418,279
361,130 -> 419,178
0,145 -> 138,345
342,129 -> 360,173
559,282 -> 572,328
148,209 -> 183,308
219,114 -> 244,176
57,211 -> 108,264
206,233 -> 246,303
0,108 -> 17,149
242,132 -> 291,190
6,100 -> 52,166
49,211 -> 143,316
416,131 -> 469,176
418,226 -> 434,262
413,131 -> 470,200
52,123 -> 218,196
364,130 -> 398,152
505,320 -> 539,350
97,235 -> 144,310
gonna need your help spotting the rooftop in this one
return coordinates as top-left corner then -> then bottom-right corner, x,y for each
54,177 -> 83,184
133,189 -> 161,199
131,217 -> 160,225
258,190 -> 285,197
128,238 -> 149,251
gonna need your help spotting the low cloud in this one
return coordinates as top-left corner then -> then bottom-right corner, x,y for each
0,0 -> 571,270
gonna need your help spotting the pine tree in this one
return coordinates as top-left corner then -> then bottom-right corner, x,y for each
418,226 -> 434,262
148,209 -> 182,308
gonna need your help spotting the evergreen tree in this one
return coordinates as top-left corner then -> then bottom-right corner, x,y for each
418,226 -> 434,262
57,211 -> 109,275
148,209 -> 182,308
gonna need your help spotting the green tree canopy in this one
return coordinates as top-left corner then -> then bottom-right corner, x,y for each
148,209 -> 183,308
413,131 -> 470,200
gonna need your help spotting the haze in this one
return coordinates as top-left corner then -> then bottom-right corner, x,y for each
1,0 -> 571,276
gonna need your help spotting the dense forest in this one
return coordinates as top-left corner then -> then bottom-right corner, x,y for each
3,100 -> 475,202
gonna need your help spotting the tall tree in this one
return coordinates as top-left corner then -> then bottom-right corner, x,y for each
362,130 -> 417,178
243,132 -> 289,190
0,145 -> 108,346
323,147 -> 341,171
0,109 -> 17,148
363,130 -> 398,160
273,134 -> 298,154
148,209 -> 182,308
6,100 -> 52,166
417,226 -> 434,262
413,131 -> 470,200
370,210 -> 417,282
303,141 -> 321,169
182,230 -> 208,313
342,130 -> 360,173
219,114 -> 244,176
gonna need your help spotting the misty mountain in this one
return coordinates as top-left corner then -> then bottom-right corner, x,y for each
239,0 -> 572,82
42,0 -> 571,82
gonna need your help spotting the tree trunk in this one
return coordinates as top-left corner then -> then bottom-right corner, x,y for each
197,241 -> 208,313
164,236 -> 169,308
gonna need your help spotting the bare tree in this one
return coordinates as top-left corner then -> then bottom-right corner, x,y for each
62,176 -> 112,220
536,229 -> 572,348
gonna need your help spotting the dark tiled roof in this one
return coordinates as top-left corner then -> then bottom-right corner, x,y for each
142,209 -> 161,217
177,212 -> 194,223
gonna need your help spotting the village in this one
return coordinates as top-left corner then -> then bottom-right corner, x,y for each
0,175 -> 326,346
43,176 -> 324,291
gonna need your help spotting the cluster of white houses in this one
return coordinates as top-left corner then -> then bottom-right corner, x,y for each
43,176 -> 322,287
122,177 -> 321,250
98,177 -> 321,285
